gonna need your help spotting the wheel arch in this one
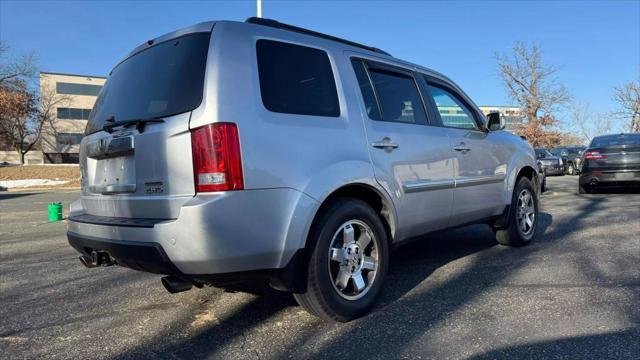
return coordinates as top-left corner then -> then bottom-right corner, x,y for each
270,181 -> 397,293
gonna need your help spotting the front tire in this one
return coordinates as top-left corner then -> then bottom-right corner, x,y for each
294,199 -> 389,322
494,177 -> 538,246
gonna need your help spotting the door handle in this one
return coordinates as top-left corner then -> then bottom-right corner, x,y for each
372,138 -> 399,150
453,142 -> 471,153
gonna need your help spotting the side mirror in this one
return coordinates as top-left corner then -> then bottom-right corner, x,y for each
486,111 -> 505,131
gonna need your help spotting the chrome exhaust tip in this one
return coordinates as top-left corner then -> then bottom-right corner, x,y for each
161,276 -> 193,294
79,255 -> 97,268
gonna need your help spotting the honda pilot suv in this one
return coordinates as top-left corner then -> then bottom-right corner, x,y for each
68,18 -> 541,322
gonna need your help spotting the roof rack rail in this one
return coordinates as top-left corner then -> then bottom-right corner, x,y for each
245,17 -> 391,56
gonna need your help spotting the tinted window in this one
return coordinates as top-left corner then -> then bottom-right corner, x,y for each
535,149 -> 552,159
351,59 -> 381,120
57,107 -> 69,119
590,134 -> 640,147
69,108 -> 83,120
86,32 -> 211,135
429,85 -> 478,130
256,40 -> 339,117
56,82 -> 103,96
57,133 -> 83,145
57,107 -> 92,120
368,68 -> 427,124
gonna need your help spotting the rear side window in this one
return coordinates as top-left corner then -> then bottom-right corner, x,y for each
351,59 -> 382,120
256,40 -> 339,117
367,68 -> 427,124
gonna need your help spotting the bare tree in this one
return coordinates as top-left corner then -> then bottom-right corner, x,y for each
0,41 -> 37,88
570,101 -> 612,144
558,132 -> 583,146
613,80 -> 640,132
0,81 -> 70,164
0,42 -> 71,164
496,42 -> 570,147
0,79 -> 38,163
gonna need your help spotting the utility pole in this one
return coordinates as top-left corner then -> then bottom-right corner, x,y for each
257,0 -> 262,18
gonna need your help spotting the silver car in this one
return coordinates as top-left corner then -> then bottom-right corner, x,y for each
68,18 -> 541,322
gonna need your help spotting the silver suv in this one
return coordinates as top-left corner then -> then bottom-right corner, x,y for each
68,18 -> 541,322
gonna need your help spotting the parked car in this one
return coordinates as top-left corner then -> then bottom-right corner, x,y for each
535,148 -> 564,176
579,133 -> 640,194
550,145 -> 586,175
67,18 -> 542,322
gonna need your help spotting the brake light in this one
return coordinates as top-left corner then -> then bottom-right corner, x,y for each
584,151 -> 606,160
191,123 -> 244,192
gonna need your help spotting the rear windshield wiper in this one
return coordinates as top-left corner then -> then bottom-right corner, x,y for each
103,117 -> 165,134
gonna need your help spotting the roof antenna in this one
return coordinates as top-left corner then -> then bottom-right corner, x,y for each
257,0 -> 262,18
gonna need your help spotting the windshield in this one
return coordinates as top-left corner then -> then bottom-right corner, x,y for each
535,149 -> 552,159
590,135 -> 640,148
86,32 -> 211,135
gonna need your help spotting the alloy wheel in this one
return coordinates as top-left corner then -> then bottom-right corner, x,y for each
327,220 -> 379,301
516,189 -> 536,236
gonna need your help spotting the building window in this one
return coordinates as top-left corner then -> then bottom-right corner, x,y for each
56,82 -> 102,96
256,40 -> 340,117
57,107 -> 92,120
56,133 -> 83,145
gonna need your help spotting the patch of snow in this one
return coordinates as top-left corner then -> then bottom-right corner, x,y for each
0,179 -> 70,188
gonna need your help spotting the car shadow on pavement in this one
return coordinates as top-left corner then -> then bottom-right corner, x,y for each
469,328 -> 640,359
588,186 -> 640,194
114,213 -> 558,359
0,192 -> 36,200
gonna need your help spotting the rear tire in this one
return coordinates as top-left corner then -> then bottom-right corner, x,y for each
567,163 -> 576,175
579,183 -> 592,194
494,177 -> 538,247
294,198 -> 389,322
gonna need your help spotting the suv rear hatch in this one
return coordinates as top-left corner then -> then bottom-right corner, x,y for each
79,28 -> 212,219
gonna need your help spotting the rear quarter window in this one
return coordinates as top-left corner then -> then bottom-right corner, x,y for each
256,40 -> 340,117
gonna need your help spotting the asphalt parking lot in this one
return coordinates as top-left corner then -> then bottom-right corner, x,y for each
1,175 -> 639,359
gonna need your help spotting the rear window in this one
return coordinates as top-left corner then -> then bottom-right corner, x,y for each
535,149 -> 552,159
86,32 -> 211,135
256,40 -> 340,117
590,135 -> 640,147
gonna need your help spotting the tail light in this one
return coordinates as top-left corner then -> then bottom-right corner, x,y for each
191,123 -> 244,192
584,151 -> 606,160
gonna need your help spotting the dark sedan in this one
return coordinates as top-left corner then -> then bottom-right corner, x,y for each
535,148 -> 564,176
579,133 -> 640,194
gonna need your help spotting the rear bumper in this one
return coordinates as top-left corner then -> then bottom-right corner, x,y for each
542,165 -> 564,175
68,232 -> 181,275
579,169 -> 640,186
67,188 -> 318,276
